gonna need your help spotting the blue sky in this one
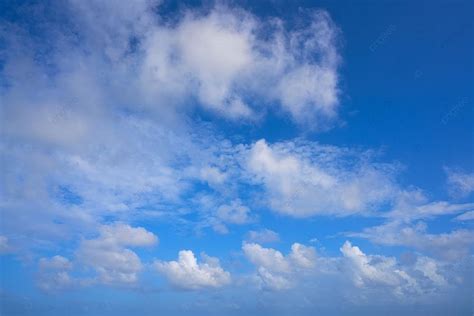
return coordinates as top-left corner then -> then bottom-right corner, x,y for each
0,0 -> 473,315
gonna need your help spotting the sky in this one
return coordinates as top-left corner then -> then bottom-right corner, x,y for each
0,0 -> 473,315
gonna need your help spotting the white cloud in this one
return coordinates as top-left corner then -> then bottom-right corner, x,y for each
246,229 -> 280,244
200,166 -> 227,186
340,241 -> 405,288
39,255 -> 73,271
96,223 -> 158,247
387,189 -> 474,221
289,243 -> 317,269
154,250 -> 231,290
402,201 -> 474,219
243,243 -> 291,273
352,221 -> 474,261
257,10 -> 341,125
256,267 -> 292,290
242,242 -> 316,290
76,223 -> 158,285
246,139 -> 397,217
216,199 -> 251,224
175,9 -> 254,110
68,0 -> 155,57
139,6 -> 341,122
278,64 -> 338,123
454,210 -> 474,221
0,2 -> 342,255
344,190 -> 474,261
37,256 -> 74,291
242,240 -> 454,298
414,257 -> 446,287
445,168 -> 474,198
0,236 -> 12,254
339,241 -> 454,298
1,2 -> 472,308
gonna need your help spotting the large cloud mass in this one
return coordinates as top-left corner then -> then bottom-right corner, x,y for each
0,1 -> 472,314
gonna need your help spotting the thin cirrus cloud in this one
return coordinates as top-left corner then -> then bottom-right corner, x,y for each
454,210 -> 474,221
246,229 -> 280,244
351,220 -> 474,261
445,167 -> 474,198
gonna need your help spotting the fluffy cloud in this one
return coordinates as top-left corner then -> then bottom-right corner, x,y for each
187,193 -> 255,235
140,7 -> 341,122
76,224 -> 158,285
216,199 -> 252,224
93,223 -> 158,247
243,242 -> 316,290
154,250 -> 231,290
242,240 -> 455,298
175,10 -> 254,112
200,166 -> 228,186
341,241 -> 411,288
37,256 -> 74,291
246,139 -> 397,217
2,2 -> 342,124
339,241 -> 454,298
39,255 -> 73,271
414,257 -> 447,287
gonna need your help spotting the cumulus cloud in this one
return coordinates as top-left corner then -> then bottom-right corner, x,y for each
154,250 -> 231,290
245,139 -> 397,217
76,223 -> 158,285
243,242 -> 316,290
414,257 -> 447,287
216,199 -> 252,224
37,256 -> 74,291
341,241 -> 412,289
140,7 -> 341,122
339,241 -> 453,298
241,240 -> 455,298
